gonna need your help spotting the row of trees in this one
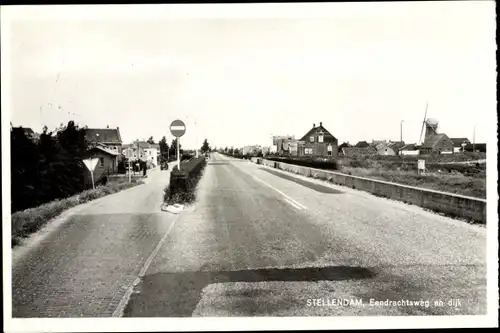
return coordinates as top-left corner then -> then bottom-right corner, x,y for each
11,121 -> 89,213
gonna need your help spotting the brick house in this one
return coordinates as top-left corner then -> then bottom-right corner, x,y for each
84,127 -> 123,158
419,133 -> 454,155
82,145 -> 121,188
298,122 -> 338,157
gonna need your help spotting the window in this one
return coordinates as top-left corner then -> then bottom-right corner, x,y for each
310,136 -> 314,143
99,157 -> 104,167
318,135 -> 324,143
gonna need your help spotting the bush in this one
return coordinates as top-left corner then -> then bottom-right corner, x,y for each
164,156 -> 207,205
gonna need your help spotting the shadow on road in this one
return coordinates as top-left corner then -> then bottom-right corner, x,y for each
124,265 -> 375,317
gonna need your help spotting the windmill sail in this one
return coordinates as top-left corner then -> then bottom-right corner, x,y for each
418,102 -> 429,145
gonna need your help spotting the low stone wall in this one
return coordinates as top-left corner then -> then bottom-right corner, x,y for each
252,158 -> 486,224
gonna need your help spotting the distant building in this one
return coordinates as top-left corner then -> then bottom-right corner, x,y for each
82,144 -> 121,187
464,143 -> 486,153
450,138 -> 471,153
419,119 -> 454,155
298,122 -> 338,156
354,141 -> 370,148
420,134 -> 454,155
85,127 -> 123,156
375,141 -> 406,156
399,143 -> 419,156
123,141 -> 160,167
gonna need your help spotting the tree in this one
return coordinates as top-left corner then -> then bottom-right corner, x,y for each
11,120 -> 89,213
200,139 -> 211,154
169,138 -> 181,158
159,136 -> 169,161
147,136 -> 155,144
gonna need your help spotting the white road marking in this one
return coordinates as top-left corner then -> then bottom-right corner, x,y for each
284,197 -> 303,210
112,214 -> 180,317
252,175 -> 307,210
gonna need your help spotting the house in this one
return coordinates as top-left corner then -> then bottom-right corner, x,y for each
82,144 -> 121,188
464,143 -> 486,153
450,138 -> 471,153
13,126 -> 35,136
419,133 -> 454,155
354,141 -> 370,148
84,127 -> 123,157
298,122 -> 338,156
375,141 -> 406,156
399,143 -> 420,156
273,135 -> 297,155
342,146 -> 377,158
123,141 -> 160,167
12,126 -> 39,141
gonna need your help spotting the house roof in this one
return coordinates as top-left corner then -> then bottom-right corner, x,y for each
13,127 -> 35,135
354,141 -> 370,148
85,128 -> 122,144
299,122 -> 337,142
86,145 -> 121,156
138,141 -> 160,149
421,134 -> 446,149
450,138 -> 471,147
387,141 -> 406,151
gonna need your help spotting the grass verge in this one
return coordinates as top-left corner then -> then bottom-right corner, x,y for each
11,179 -> 144,247
340,167 -> 485,199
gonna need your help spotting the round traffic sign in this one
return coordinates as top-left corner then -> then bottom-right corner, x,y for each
170,119 -> 186,137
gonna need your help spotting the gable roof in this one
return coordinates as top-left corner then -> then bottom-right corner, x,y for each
299,123 -> 337,142
387,141 -> 406,151
354,141 -> 369,148
85,128 -> 122,144
86,145 -> 121,156
421,134 -> 446,149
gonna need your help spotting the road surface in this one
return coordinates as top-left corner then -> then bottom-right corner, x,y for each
11,153 -> 486,317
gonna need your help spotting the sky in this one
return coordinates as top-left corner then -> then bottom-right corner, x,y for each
3,2 -> 497,149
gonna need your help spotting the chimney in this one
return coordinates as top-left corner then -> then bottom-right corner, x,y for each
107,125 -> 109,128
320,122 -> 322,127
313,123 -> 316,128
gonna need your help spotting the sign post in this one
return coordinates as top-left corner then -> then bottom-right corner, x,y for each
83,158 -> 99,189
125,148 -> 133,182
170,119 -> 186,171
418,159 -> 426,175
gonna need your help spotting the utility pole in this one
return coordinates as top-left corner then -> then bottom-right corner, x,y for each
400,120 -> 404,142
473,124 -> 476,152
177,137 -> 181,170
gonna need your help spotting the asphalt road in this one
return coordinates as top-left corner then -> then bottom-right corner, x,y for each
123,153 -> 487,317
11,154 -> 486,317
